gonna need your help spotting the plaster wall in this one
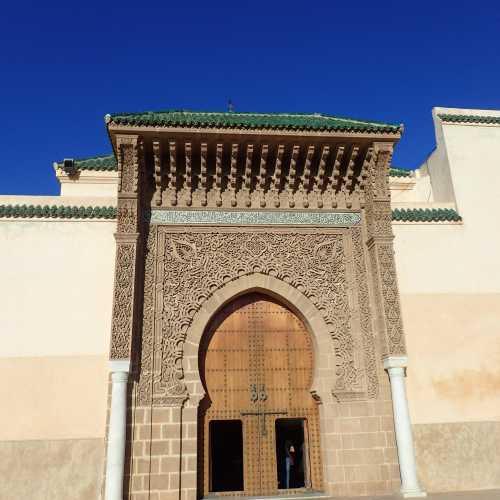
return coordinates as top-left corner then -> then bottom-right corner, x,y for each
0,218 -> 116,436
0,219 -> 116,358
0,217 -> 116,497
57,170 -> 119,198
390,175 -> 433,204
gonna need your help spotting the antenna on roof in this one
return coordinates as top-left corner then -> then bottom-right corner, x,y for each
227,99 -> 234,113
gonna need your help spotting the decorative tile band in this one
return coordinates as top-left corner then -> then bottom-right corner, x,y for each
0,204 -> 116,219
149,209 -> 362,226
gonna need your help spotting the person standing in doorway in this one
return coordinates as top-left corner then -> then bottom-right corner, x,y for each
284,440 -> 295,488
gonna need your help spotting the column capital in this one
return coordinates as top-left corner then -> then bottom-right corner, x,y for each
383,355 -> 408,371
109,359 -> 131,373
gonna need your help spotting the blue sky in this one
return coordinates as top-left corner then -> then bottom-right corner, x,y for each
1,1 -> 499,195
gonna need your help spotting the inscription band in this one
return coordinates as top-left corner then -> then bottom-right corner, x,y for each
149,209 -> 361,226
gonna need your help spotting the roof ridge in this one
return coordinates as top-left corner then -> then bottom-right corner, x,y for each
109,109 -> 399,127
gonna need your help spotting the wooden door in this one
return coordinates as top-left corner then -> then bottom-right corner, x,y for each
200,293 -> 322,497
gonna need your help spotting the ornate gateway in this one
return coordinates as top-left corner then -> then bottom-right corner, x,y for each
104,111 -> 407,499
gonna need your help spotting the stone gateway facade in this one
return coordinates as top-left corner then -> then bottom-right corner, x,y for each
1,107 -> 500,500
103,113 -> 422,499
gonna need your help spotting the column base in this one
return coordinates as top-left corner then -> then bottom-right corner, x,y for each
401,487 -> 427,498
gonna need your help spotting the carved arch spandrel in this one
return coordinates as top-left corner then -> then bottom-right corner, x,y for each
137,225 -> 379,406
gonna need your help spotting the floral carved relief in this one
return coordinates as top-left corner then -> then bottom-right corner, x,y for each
136,226 -> 379,406
377,244 -> 406,355
373,147 -> 392,200
352,228 -> 378,398
117,199 -> 138,234
372,202 -> 393,238
118,140 -> 138,194
110,243 -> 137,359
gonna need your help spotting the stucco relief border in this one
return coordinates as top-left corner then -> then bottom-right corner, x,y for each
148,209 -> 361,226
136,224 -> 379,407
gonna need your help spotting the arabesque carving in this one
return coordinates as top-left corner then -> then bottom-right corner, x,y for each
117,199 -> 138,234
352,228 -> 378,398
110,243 -> 136,359
110,134 -> 143,360
137,226 -> 379,405
377,243 -> 406,355
117,135 -> 140,194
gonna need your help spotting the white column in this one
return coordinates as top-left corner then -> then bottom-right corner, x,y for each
383,356 -> 426,498
105,359 -> 130,500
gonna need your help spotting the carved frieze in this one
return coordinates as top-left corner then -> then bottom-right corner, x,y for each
149,209 -> 361,227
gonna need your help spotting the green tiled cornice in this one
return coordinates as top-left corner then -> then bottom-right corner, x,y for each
392,208 -> 462,222
57,154 -> 117,171
438,114 -> 500,125
389,168 -> 413,177
0,205 -> 116,219
107,110 -> 402,134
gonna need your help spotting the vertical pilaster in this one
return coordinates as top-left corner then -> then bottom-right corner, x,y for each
365,142 -> 406,356
110,134 -> 143,360
106,134 -> 144,499
384,356 -> 426,498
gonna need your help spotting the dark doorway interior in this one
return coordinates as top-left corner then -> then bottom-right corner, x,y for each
209,420 -> 244,492
275,418 -> 307,489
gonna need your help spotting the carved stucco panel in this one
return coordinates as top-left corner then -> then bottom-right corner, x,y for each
136,226 -> 380,406
110,243 -> 137,359
117,136 -> 140,195
352,228 -> 378,398
117,198 -> 139,234
377,243 -> 406,355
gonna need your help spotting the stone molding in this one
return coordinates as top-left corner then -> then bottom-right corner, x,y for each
109,359 -> 131,373
383,355 -> 409,371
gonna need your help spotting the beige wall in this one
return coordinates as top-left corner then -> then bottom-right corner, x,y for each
0,218 -> 116,441
57,170 -> 119,198
400,294 -> 500,425
0,438 -> 103,500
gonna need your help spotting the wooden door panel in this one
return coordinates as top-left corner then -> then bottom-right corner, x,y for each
200,293 -> 323,497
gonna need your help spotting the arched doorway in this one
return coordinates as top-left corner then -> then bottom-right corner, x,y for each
199,292 -> 323,497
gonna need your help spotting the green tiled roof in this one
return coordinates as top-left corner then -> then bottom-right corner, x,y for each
438,114 -> 500,125
0,205 -> 116,219
57,154 -> 117,171
389,168 -> 413,178
392,208 -> 462,222
107,110 -> 402,134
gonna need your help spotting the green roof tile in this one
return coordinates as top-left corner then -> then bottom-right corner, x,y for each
107,110 -> 402,134
0,205 -> 117,219
438,114 -> 500,125
392,208 -> 462,222
57,154 -> 117,171
389,168 -> 413,177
